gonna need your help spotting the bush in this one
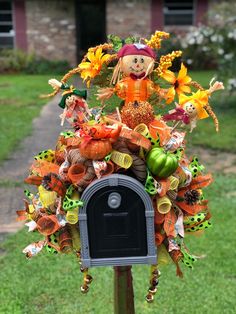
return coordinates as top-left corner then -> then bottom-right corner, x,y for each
178,1 -> 236,90
0,49 -> 70,74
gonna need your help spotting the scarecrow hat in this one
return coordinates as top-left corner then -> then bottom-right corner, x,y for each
59,84 -> 87,109
117,43 -> 156,59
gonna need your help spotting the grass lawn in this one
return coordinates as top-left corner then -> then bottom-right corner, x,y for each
0,173 -> 235,314
0,74 -> 57,163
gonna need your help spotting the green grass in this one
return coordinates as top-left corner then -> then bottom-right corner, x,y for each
0,173 -> 235,313
0,74 -> 56,163
188,71 -> 236,152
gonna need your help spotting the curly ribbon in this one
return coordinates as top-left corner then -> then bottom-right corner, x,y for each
188,156 -> 205,178
38,185 -> 57,208
110,150 -> 133,169
157,196 -> 172,214
134,123 -> 160,148
64,185 -> 80,224
180,247 -> 197,269
185,220 -> 212,232
37,215 -> 61,236
63,185 -> 83,211
169,176 -> 179,191
68,224 -> 81,251
67,164 -> 86,184
66,208 -> 79,224
113,139 -> 147,181
34,149 -> 55,163
59,226 -> 73,253
157,244 -> 172,265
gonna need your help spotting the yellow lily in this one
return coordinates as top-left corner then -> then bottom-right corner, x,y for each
79,47 -> 111,87
161,63 -> 192,104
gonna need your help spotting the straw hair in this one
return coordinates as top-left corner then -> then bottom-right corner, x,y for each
111,58 -> 121,85
190,81 -> 219,132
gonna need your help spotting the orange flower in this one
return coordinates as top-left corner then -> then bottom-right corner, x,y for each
79,47 -> 111,87
161,63 -> 192,104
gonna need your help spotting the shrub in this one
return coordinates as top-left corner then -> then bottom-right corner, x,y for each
0,49 -> 70,74
178,0 -> 236,90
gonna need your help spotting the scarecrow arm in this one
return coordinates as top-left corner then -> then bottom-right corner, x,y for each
48,79 -> 62,90
96,87 -> 115,102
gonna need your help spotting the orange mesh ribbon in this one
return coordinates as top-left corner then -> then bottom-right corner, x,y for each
163,209 -> 177,237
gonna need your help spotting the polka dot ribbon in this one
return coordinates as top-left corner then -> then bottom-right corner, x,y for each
63,185 -> 83,211
188,156 -> 205,178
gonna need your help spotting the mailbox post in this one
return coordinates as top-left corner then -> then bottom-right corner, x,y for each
79,174 -> 157,313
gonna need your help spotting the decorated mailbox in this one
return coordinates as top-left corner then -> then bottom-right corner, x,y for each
79,174 -> 156,268
17,31 -> 224,304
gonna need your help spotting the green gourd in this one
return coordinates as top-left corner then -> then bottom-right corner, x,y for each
146,147 -> 178,178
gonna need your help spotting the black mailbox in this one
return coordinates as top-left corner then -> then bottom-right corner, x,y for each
79,174 -> 157,268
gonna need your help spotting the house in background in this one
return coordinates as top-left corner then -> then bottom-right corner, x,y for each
0,0 -> 213,66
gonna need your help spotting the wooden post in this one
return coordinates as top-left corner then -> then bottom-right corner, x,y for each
114,266 -> 135,314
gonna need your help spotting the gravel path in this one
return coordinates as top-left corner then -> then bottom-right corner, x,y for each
0,95 -> 64,234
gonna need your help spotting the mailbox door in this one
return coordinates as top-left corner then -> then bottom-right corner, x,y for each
87,186 -> 147,259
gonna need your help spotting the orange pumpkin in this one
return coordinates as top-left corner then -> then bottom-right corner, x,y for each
79,139 -> 112,160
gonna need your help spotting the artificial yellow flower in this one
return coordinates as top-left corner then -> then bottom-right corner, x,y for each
79,47 -> 111,87
161,63 -> 192,104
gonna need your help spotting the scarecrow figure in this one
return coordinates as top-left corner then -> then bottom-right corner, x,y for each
48,79 -> 90,126
97,43 -> 165,129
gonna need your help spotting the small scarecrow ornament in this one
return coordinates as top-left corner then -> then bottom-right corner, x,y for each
98,43 -> 164,129
48,79 -> 90,126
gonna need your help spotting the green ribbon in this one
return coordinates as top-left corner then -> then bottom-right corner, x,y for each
63,185 -> 83,211
45,245 -> 58,254
189,156 -> 205,178
181,247 -> 197,269
34,149 -> 55,162
60,130 -> 75,138
173,147 -> 184,161
24,189 -> 34,200
184,213 -> 206,226
104,153 -> 112,162
145,169 -> 158,196
185,220 -> 212,233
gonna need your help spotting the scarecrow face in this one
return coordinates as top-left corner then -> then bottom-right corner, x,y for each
121,55 -> 154,77
183,102 -> 197,118
65,95 -> 77,107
